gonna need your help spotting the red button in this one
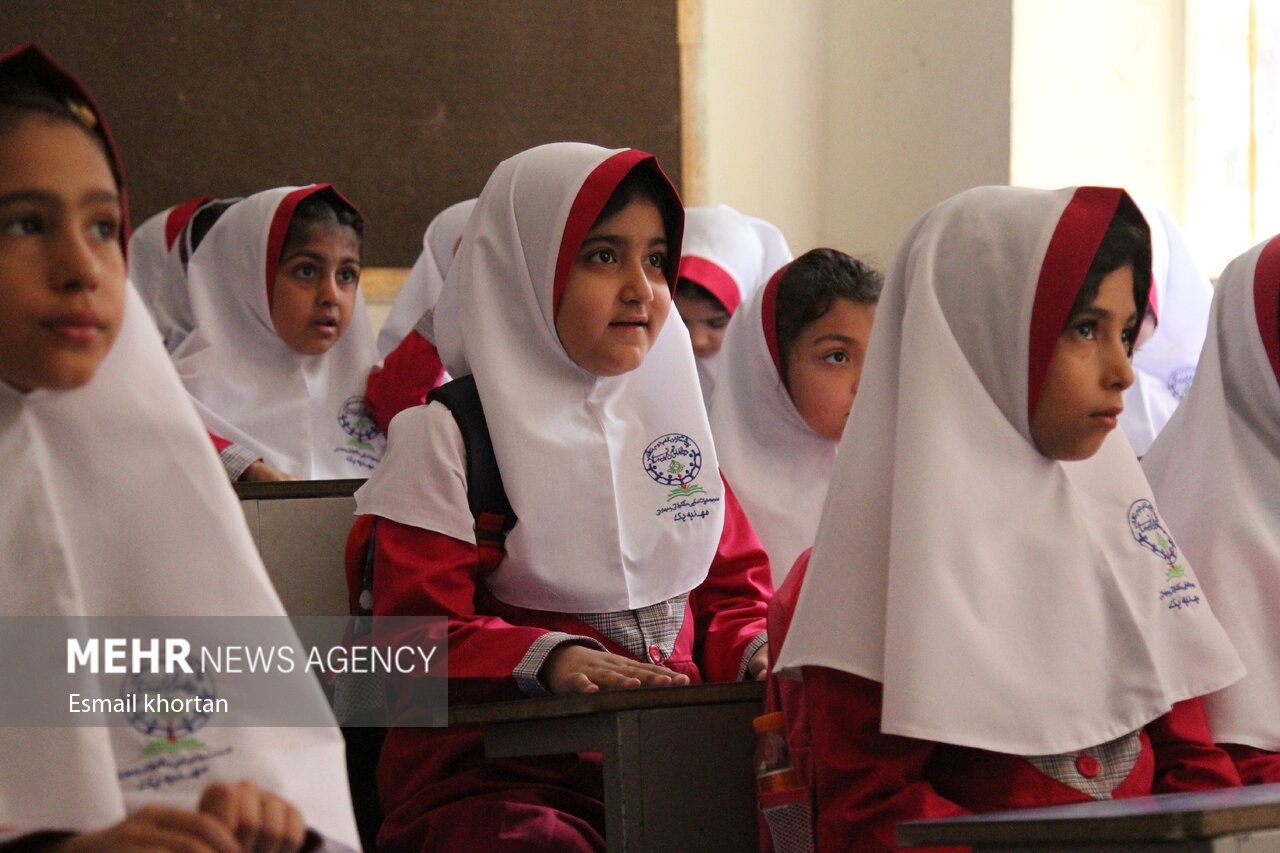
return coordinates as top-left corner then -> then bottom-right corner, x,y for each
648,645 -> 664,664
1075,754 -> 1100,778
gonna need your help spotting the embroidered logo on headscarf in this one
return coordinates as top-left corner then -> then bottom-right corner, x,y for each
645,434 -> 720,522
1129,499 -> 1201,611
339,396 -> 381,452
1166,366 -> 1196,401
644,433 -> 706,501
124,669 -> 217,753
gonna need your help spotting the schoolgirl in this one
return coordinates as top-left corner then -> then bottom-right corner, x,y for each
128,194 -> 211,352
0,43 -> 359,851
1143,234 -> 1280,784
1119,201 -> 1214,455
375,197 -> 476,358
773,186 -> 1244,851
354,142 -> 772,851
173,185 -> 443,480
710,248 -> 881,584
675,203 -> 792,401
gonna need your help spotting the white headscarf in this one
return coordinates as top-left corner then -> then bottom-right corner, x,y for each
1143,234 -> 1280,751
174,185 -> 384,479
709,267 -> 834,584
358,143 -> 725,613
1120,202 -> 1214,455
775,186 -> 1243,756
680,204 -> 792,401
127,195 -> 211,353
376,198 -> 476,357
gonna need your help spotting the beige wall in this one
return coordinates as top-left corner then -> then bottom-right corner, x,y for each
1011,0 -> 1187,218
701,0 -> 1013,271
822,0 -> 1013,271
701,0 -> 828,252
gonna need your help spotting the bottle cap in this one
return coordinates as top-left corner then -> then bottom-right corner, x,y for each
752,711 -> 787,734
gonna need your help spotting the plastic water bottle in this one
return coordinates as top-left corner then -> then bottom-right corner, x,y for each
753,711 -> 800,793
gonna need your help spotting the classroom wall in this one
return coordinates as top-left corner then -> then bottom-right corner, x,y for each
700,0 -> 1013,271
700,0 -> 827,253
1,1 -> 682,267
822,0 -> 1013,271
1010,0 -> 1186,219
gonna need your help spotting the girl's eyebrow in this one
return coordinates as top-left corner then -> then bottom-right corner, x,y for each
581,233 -> 667,247
1070,306 -> 1140,324
282,249 -> 361,265
811,333 -> 857,347
0,189 -> 120,207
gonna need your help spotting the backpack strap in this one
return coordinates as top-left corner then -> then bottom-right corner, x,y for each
427,375 -> 518,574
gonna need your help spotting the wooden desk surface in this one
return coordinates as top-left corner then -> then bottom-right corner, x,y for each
234,478 -> 365,501
898,783 -> 1280,847
449,680 -> 764,726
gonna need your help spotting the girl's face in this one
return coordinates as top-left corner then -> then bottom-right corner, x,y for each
0,115 -> 125,392
555,196 -> 671,376
674,291 -> 729,359
784,296 -> 877,442
270,220 -> 361,355
1030,266 -> 1138,460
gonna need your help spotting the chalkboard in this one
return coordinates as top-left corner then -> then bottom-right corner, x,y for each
1,1 -> 682,266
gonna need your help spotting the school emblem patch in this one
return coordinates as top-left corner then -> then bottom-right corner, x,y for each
339,396 -> 380,452
1166,366 -> 1196,402
1129,499 -> 1201,611
124,669 -> 217,754
643,433 -> 706,501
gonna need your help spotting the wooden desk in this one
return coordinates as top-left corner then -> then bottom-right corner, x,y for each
898,783 -> 1280,851
451,681 -> 765,853
235,478 -> 364,617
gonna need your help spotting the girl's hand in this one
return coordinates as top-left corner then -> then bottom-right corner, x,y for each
239,461 -> 296,482
36,806 -> 241,853
198,780 -> 307,853
541,645 -> 691,695
747,644 -> 769,681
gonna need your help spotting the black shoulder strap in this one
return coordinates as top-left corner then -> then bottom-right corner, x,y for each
427,375 -> 517,572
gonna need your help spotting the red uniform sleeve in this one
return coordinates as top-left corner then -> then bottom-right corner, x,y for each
804,666 -> 969,853
209,432 -> 231,453
1220,743 -> 1280,785
688,477 -> 772,682
372,516 -> 556,705
1146,696 -> 1242,792
364,330 -> 446,433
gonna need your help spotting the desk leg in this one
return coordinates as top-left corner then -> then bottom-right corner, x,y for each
603,711 -> 646,853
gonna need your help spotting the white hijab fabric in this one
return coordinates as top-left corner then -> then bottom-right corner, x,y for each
775,186 -> 1243,756
174,185 -> 384,479
1120,202 -> 1214,455
1143,235 -> 1280,751
0,287 -> 360,847
710,269 -> 834,584
127,196 -> 210,353
358,143 -> 724,613
681,205 -> 792,401
376,198 -> 476,357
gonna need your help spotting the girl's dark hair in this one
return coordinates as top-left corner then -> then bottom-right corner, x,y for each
675,278 -> 728,313
180,199 -> 238,268
595,163 -> 682,280
281,187 -> 363,260
1066,196 -> 1152,342
775,248 -> 883,376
